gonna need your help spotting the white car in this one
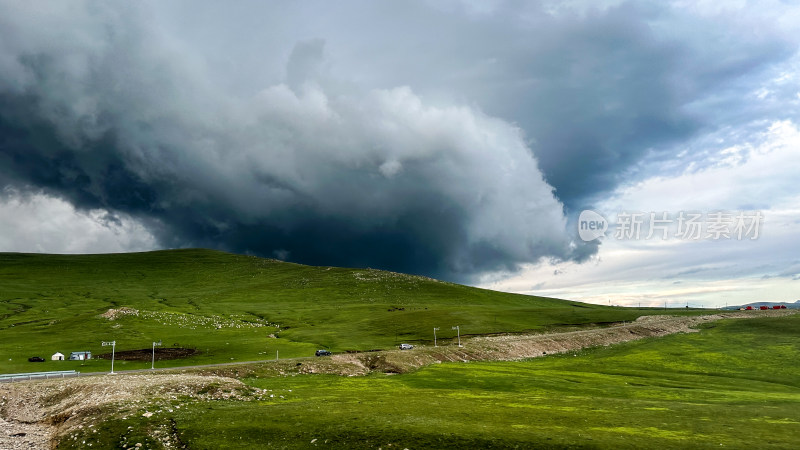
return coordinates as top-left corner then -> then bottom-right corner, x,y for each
399,343 -> 413,350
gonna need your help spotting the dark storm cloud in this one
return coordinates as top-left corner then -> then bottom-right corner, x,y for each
0,1 -> 589,281
2,0 -> 797,280
516,4 -> 795,205
149,1 -> 799,210
350,1 -> 796,206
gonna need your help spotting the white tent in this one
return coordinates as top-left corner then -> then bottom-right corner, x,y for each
51,352 -> 64,361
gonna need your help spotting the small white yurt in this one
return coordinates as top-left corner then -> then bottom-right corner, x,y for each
52,352 -> 65,361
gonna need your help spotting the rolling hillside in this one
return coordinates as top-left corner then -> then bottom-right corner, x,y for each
0,249 -> 700,373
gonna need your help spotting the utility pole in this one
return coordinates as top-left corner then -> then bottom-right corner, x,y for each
151,340 -> 162,370
102,341 -> 116,374
452,326 -> 462,347
434,327 -> 439,347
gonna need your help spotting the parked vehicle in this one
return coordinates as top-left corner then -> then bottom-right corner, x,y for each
399,343 -> 413,350
28,356 -> 45,362
315,349 -> 331,357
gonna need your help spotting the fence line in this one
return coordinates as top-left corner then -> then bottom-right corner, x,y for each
0,370 -> 80,383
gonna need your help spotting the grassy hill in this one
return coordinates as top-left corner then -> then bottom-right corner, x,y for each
0,249 -> 701,373
4,249 -> 796,449
55,314 -> 800,449
177,314 -> 800,449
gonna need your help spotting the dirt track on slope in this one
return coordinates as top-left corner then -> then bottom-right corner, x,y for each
320,309 -> 797,376
1,309 -> 795,449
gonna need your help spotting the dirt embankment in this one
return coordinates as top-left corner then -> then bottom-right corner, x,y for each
195,310 -> 797,380
326,309 -> 797,376
0,374 -> 266,449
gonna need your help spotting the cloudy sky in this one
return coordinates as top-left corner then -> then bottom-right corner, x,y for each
1,1 -> 798,307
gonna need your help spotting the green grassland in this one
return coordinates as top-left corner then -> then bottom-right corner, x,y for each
4,249 -> 797,448
62,314 -> 800,449
0,249 -> 703,373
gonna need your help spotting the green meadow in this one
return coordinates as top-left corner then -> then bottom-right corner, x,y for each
0,249 -> 701,373
62,315 -> 800,449
3,249 -> 798,448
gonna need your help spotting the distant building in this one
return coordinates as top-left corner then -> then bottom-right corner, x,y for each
69,351 -> 92,361
51,352 -> 65,361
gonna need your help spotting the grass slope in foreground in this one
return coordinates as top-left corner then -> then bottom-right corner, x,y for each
0,249 -> 705,373
87,314 -> 798,449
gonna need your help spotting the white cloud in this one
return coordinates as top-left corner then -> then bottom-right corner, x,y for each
484,120 -> 800,307
606,120 -> 800,212
0,189 -> 157,254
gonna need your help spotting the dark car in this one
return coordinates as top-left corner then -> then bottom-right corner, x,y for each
315,349 -> 332,357
28,356 -> 45,362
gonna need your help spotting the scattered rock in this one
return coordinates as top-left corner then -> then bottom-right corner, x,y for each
100,307 -> 140,321
1,373 -> 264,449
